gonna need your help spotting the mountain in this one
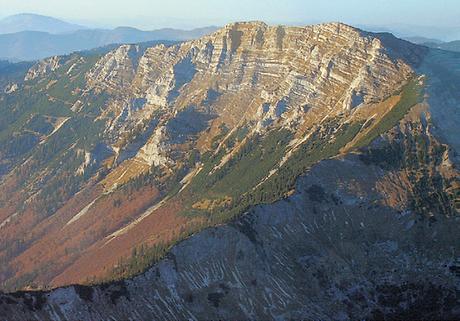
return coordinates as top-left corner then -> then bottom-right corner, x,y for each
403,36 -> 460,53
0,22 -> 459,319
436,40 -> 460,52
359,23 -> 460,42
0,13 -> 86,34
423,40 -> 460,52
403,35 -> 460,53
0,26 -> 219,61
403,36 -> 444,45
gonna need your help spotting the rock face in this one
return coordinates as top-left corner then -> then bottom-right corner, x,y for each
87,22 -> 417,126
24,56 -> 61,81
4,83 -> 18,94
82,22 -> 417,123
86,45 -> 143,92
0,22 -> 459,319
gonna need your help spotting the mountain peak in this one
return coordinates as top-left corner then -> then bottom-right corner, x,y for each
206,21 -> 370,50
0,13 -> 86,35
314,21 -> 364,35
223,21 -> 269,29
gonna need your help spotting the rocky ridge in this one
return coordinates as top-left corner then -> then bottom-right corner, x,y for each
0,21 -> 458,309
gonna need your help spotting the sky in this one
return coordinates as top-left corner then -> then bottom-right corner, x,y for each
0,0 -> 459,31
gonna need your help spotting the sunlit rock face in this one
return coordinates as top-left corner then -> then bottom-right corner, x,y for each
24,56 -> 62,81
87,22 -> 417,123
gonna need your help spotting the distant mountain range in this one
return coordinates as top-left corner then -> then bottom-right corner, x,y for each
0,13 -> 86,34
0,26 -> 219,61
2,14 -> 459,61
358,23 -> 460,42
403,36 -> 444,45
429,40 -> 460,52
0,14 -> 218,61
403,36 -> 460,53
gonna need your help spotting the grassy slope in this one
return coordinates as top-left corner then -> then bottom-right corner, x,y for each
353,79 -> 424,149
0,54 -> 108,215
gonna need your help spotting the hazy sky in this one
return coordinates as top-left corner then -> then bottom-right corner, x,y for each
0,0 -> 459,30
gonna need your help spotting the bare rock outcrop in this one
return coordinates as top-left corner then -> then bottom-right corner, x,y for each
24,56 -> 61,81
